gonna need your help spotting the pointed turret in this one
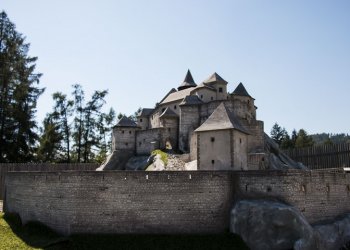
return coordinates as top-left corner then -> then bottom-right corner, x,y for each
203,72 -> 228,85
232,82 -> 253,98
178,69 -> 197,91
113,116 -> 137,128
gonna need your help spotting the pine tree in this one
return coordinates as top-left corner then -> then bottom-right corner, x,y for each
37,115 -> 63,162
270,123 -> 288,146
295,129 -> 314,148
0,11 -> 44,162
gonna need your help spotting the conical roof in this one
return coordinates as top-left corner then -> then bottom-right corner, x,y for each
114,116 -> 138,128
195,103 -> 249,134
232,82 -> 252,98
178,69 -> 197,91
180,95 -> 204,106
203,72 -> 228,85
159,107 -> 178,118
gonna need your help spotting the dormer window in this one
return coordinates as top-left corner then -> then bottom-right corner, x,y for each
219,87 -> 223,93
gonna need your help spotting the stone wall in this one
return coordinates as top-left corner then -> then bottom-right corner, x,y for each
0,163 -> 98,200
136,128 -> 164,155
5,171 -> 234,235
179,105 -> 200,152
4,169 -> 350,236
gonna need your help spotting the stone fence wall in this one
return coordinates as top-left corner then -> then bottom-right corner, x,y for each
0,163 -> 98,200
4,169 -> 350,235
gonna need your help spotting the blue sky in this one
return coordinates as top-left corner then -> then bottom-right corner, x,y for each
2,0 -> 350,135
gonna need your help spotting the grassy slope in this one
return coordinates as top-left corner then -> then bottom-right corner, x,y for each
0,212 -> 249,250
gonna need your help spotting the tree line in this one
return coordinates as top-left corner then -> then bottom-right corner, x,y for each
270,123 -> 350,150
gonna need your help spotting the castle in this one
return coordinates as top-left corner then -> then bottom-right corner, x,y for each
112,70 -> 266,170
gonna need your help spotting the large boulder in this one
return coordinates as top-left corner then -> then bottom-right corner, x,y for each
314,214 -> 350,250
230,200 -> 317,250
96,150 -> 134,171
264,133 -> 307,170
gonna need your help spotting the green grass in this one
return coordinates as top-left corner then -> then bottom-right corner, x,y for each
151,149 -> 168,165
0,212 -> 249,250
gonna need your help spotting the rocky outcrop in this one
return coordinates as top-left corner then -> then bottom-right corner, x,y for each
264,133 -> 307,170
314,215 -> 350,250
230,200 -> 317,250
231,200 -> 350,250
96,150 -> 134,171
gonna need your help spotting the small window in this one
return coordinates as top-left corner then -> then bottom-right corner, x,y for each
125,142 -> 128,146
122,130 -> 124,134
211,97 -> 213,100
240,138 -> 242,144
139,142 -> 142,146
211,160 -> 215,164
162,108 -> 166,112
174,105 -> 177,110
140,118 -> 143,122
129,131 -> 132,134
219,87 -> 223,93
168,128 -> 171,132
200,95 -> 203,99
211,137 -> 215,142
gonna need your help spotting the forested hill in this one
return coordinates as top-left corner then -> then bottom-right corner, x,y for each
311,133 -> 350,145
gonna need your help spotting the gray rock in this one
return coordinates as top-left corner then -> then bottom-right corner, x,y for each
96,150 -> 134,171
230,200 -> 317,250
314,214 -> 350,250
264,133 -> 307,170
125,156 -> 149,170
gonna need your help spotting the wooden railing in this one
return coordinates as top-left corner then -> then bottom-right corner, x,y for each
283,143 -> 350,169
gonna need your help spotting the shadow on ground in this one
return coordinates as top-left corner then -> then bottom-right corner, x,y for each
4,213 -> 249,250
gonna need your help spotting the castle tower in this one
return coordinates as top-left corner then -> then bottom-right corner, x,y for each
112,116 -> 140,152
203,72 -> 228,100
177,69 -> 197,91
231,82 -> 256,121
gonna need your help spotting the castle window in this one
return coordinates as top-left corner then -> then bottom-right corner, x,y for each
211,160 -> 215,164
211,97 -> 213,100
129,131 -> 132,134
240,138 -> 242,144
219,87 -> 223,93
168,128 -> 171,132
200,95 -> 203,99
174,105 -> 177,110
140,118 -> 143,122
211,137 -> 215,142
122,130 -> 124,134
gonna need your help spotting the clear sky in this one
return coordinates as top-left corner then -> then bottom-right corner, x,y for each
2,0 -> 350,135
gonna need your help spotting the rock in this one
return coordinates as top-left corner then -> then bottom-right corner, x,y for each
96,150 -> 134,171
145,154 -> 165,171
314,214 -> 350,250
125,156 -> 149,170
264,133 -> 307,170
230,200 -> 317,250
184,160 -> 197,170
